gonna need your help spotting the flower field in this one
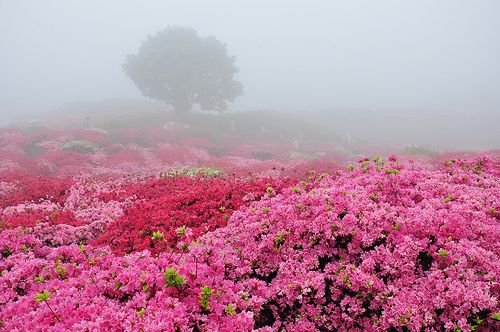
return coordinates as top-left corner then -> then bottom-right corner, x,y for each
0,124 -> 499,331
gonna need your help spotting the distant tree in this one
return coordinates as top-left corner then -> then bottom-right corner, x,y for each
123,26 -> 243,117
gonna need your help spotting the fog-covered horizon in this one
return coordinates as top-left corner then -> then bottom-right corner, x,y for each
1,1 -> 500,128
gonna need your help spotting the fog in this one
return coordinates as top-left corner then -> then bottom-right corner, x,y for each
1,0 -> 499,149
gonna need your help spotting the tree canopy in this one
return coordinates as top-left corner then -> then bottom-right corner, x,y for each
123,26 -> 243,116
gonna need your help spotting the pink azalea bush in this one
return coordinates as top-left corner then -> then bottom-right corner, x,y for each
0,155 -> 498,331
200,155 -> 499,331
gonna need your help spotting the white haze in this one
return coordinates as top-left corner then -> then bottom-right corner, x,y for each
0,0 -> 499,148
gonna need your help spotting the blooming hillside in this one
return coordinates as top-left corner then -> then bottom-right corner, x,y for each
0,147 -> 498,331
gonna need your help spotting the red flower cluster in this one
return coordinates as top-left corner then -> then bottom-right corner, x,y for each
0,172 -> 73,209
93,176 -> 297,255
1,208 -> 83,230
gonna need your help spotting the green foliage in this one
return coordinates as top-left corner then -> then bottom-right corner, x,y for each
54,260 -> 68,278
199,286 -> 214,310
176,226 -> 187,236
151,230 -> 165,240
438,249 -> 448,258
274,231 -> 290,248
34,276 -> 45,283
287,151 -> 313,160
342,274 -> 352,287
385,168 -> 400,175
225,304 -> 236,316
35,290 -> 51,302
444,195 -> 454,203
61,140 -> 100,153
164,268 -> 185,288
160,167 -> 224,178
241,293 -> 250,302
391,223 -> 401,230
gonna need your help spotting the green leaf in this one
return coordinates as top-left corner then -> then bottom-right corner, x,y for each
34,276 -> 45,283
438,249 -> 448,258
444,195 -> 454,203
274,231 -> 290,248
225,304 -> 236,316
164,268 -> 185,287
176,226 -> 186,236
35,290 -> 51,302
151,230 -> 164,240
199,286 -> 214,309
342,274 -> 352,287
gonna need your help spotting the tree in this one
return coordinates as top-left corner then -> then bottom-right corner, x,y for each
123,26 -> 243,117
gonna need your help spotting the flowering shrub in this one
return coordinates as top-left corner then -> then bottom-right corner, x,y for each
0,230 -> 259,331
93,176 -> 297,255
194,155 -> 499,331
0,172 -> 73,209
0,155 -> 498,331
0,207 -> 83,230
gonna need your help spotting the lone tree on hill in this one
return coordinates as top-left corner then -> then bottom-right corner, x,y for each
123,26 -> 243,117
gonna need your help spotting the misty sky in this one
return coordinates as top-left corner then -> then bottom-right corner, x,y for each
1,0 -> 500,120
